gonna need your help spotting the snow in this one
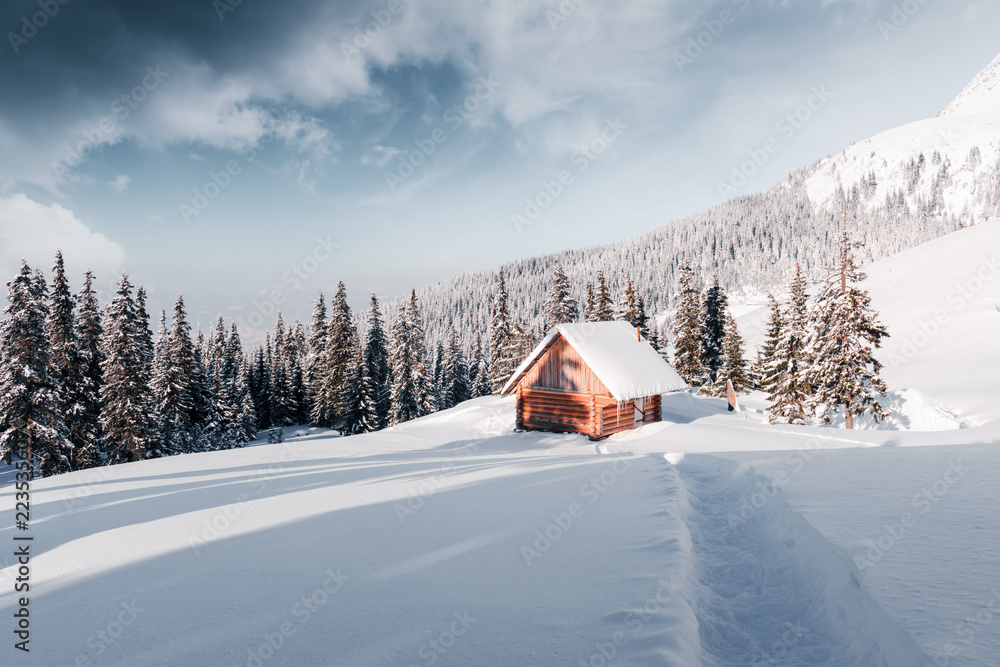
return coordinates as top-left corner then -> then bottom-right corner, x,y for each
502,321 -> 688,401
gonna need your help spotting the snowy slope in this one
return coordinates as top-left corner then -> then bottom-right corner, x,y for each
803,52 -> 1000,223
0,396 -> 944,667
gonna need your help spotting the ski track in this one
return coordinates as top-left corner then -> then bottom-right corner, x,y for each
671,455 -> 929,666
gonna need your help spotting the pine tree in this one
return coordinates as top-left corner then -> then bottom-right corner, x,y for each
340,347 -> 378,436
672,263 -> 705,386
701,275 -> 728,386
289,358 -> 308,425
432,341 -> 445,410
363,295 -> 391,430
75,270 -> 104,468
584,282 -> 596,322
769,265 -> 811,425
312,282 -> 356,427
153,296 -> 200,454
635,295 -> 649,339
755,295 -> 784,395
389,302 -> 418,424
474,353 -> 491,397
594,271 -> 614,321
191,328 -> 221,450
270,353 -> 293,427
619,275 -> 639,326
806,226 -> 890,428
46,251 -> 91,470
305,292 -> 328,417
441,327 -> 471,409
414,360 -> 436,418
407,290 -> 433,418
250,345 -> 272,430
0,262 -> 72,475
389,291 -> 435,424
488,269 -> 516,393
99,275 -> 159,464
208,317 -> 236,446
720,310 -> 748,392
228,324 -> 257,443
468,333 -> 482,389
543,264 -> 578,330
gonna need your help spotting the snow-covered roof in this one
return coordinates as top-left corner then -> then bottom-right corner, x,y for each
501,321 -> 688,401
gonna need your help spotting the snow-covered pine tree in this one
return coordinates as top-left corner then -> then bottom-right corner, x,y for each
227,323 -> 257,444
305,292 -> 328,418
269,351 -> 293,428
619,275 -> 639,327
153,295 -> 200,454
701,275 -> 728,387
432,341 -> 445,410
441,327 -> 471,409
414,359 -> 436,418
594,271 -> 614,321
755,295 -> 784,394
191,327 -> 222,450
250,344 -> 272,430
312,282 -> 356,428
99,275 -> 159,464
273,312 -> 288,368
806,225 -> 890,428
635,295 -> 650,340
207,317 -> 236,445
75,270 -> 104,468
720,309 -> 748,392
339,346 -> 378,436
468,333 -> 482,389
672,263 -> 706,386
488,269 -> 516,393
389,302 -> 418,424
584,282 -> 596,322
289,358 -> 308,424
46,251 -> 91,471
363,295 -> 391,430
407,290 -> 435,418
0,262 -> 72,475
543,264 -> 578,331
768,265 -> 811,425
474,352 -> 490,398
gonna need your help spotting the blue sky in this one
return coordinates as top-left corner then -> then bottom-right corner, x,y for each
1,0 -> 997,334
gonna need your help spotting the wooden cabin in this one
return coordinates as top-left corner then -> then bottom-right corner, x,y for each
501,321 -> 688,440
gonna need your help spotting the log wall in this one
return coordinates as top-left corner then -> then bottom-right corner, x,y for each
515,387 -> 660,440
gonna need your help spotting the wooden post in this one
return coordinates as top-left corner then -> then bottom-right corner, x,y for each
515,385 -> 524,431
594,395 -> 604,438
589,394 -> 597,439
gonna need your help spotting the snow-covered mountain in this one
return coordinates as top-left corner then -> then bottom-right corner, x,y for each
406,52 -> 1000,351
803,52 -> 1000,222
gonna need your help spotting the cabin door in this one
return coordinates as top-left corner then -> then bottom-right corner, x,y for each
633,397 -> 645,427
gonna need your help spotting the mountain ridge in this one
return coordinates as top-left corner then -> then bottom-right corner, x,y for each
395,52 -> 1000,351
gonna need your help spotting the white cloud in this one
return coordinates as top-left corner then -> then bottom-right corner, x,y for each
109,175 -> 131,192
0,193 -> 125,283
361,145 -> 403,167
